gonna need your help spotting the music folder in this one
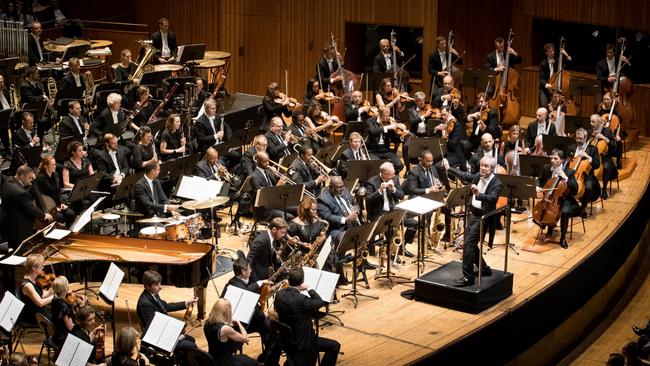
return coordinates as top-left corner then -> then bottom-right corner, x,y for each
99,262 -> 125,303
142,312 -> 185,353
223,286 -> 259,325
0,291 -> 24,332
302,266 -> 339,303
55,334 -> 94,366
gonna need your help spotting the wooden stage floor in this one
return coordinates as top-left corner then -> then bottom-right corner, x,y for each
16,138 -> 650,365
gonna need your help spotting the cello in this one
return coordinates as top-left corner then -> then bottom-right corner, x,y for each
568,145 -> 592,201
533,161 -> 569,228
488,28 -> 521,126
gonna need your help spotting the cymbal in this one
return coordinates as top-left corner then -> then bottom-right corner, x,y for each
90,39 -> 113,49
109,208 -> 143,217
204,51 -> 231,60
182,197 -> 230,210
137,216 -> 170,224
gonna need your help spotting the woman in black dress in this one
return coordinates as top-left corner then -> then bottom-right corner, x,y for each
35,156 -> 76,227
114,49 -> 137,82
112,326 -> 150,366
261,81 -> 291,131
131,126 -> 158,173
18,254 -> 53,326
203,298 -> 257,366
70,305 -> 107,366
303,78 -> 329,111
159,114 -> 186,161
51,276 -> 75,349
288,197 -> 327,254
131,86 -> 155,132
62,141 -> 94,189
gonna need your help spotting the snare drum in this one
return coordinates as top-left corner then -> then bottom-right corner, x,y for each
165,221 -> 189,240
101,213 -> 120,223
139,226 -> 166,239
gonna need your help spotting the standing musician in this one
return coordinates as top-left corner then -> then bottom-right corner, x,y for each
261,82 -> 291,131
274,267 -> 341,366
484,37 -> 522,72
289,144 -> 328,198
20,66 -> 53,139
203,298 -> 258,366
539,43 -> 572,108
18,254 -> 54,325
443,156 -> 503,286
589,114 -> 618,200
241,134 -> 267,177
150,17 -> 178,64
373,38 -> 403,73
247,217 -> 295,282
571,127 -> 601,217
337,132 -> 367,178
525,107 -> 557,150
134,162 -> 179,218
96,93 -> 125,135
536,149 -> 578,249
250,151 -> 294,221
366,106 -> 405,173
467,92 -> 500,149
114,49 -> 138,82
344,90 -> 372,123
264,117 -> 292,163
158,113 -> 186,161
596,92 -> 623,169
316,44 -> 340,92
1,166 -> 51,248
469,133 -> 504,174
69,305 -> 107,366
0,75 -> 12,156
596,44 -> 629,95
35,156 -> 76,227
136,270 -> 197,363
12,112 -> 40,149
131,126 -> 157,174
93,133 -> 130,186
59,57 -> 86,91
27,21 -> 46,66
59,100 -> 93,143
428,36 -> 462,89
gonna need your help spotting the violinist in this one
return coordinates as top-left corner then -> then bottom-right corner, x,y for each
375,78 -> 402,118
203,298 -> 258,366
52,276 -> 79,349
70,305 -> 107,366
539,43 -> 572,108
18,254 -> 54,326
407,92 -> 437,137
372,38 -> 403,73
589,114 -> 618,200
434,75 -> 464,122
303,78 -> 330,110
467,92 -> 500,149
35,156 -> 76,228
571,127 -> 601,217
548,93 -> 567,136
366,106 -> 405,173
596,44 -> 629,94
428,36 -> 462,89
344,90 -> 372,123
114,49 -> 137,82
596,92 -> 624,169
537,149 -> 578,249
525,107 -> 557,151
315,44 -> 340,92
304,100 -> 343,145
261,82 -> 291,131
484,37 -> 521,73
112,326 -> 150,366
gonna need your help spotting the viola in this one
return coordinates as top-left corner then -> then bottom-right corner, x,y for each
274,92 -> 301,111
362,100 -> 378,117
36,271 -> 56,289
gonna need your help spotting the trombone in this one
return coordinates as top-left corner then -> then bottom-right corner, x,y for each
361,137 -> 371,160
308,155 -> 333,176
268,166 -> 317,200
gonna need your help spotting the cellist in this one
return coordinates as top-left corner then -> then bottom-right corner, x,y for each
595,92 -> 624,169
571,127 -> 601,217
589,114 -> 618,200
536,149 -> 578,249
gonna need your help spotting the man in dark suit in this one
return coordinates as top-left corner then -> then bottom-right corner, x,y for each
264,117 -> 292,163
134,162 -> 179,218
136,270 -> 197,362
538,43 -> 572,107
1,165 -> 51,248
250,151 -> 292,222
337,132 -> 368,178
372,38 -> 403,73
524,107 -> 557,150
589,114 -> 618,200
193,98 -> 232,153
427,36 -> 462,90
536,149 -> 579,249
366,107 -> 404,174
93,133 -> 130,186
365,162 -> 404,222
59,58 -> 85,92
95,93 -> 126,136
344,90 -> 371,123
315,44 -> 340,92
247,217 -> 290,282
404,150 -> 443,197
241,134 -> 268,178
289,144 -> 327,198
484,37 -> 522,72
596,44 -> 629,94
468,133 -> 505,174
27,21 -> 46,66
20,66 -> 53,139
12,112 -> 40,149
149,17 -> 178,64
274,268 -> 340,366
317,176 -> 360,244
466,93 -> 501,150
58,100 -> 89,143
570,127 -> 601,216
444,155 -> 503,286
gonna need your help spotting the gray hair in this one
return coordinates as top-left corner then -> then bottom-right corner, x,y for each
414,91 -> 426,100
379,162 -> 395,173
480,155 -> 497,169
106,93 -> 122,106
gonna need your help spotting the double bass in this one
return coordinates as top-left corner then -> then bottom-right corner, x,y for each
533,161 -> 569,227
607,37 -> 634,126
328,33 -> 357,122
548,37 -> 571,95
489,28 -> 521,126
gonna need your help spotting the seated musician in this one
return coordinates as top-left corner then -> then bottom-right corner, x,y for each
203,298 -> 258,366
547,92 -> 567,136
18,254 -> 54,326
572,127 -> 601,216
94,133 -> 130,186
247,217 -> 294,282
150,17 -> 178,64
96,93 -> 126,135
484,37 -> 521,73
303,78 -> 329,111
62,141 -> 94,189
51,276 -> 76,349
158,114 -> 186,161
289,144 -> 327,198
538,43 -> 571,108
115,49 -> 138,82
288,109 -> 312,150
0,75 -> 12,156
375,78 -> 402,119
136,270 -> 197,362
129,86 -> 156,132
372,38 -> 403,74
35,156 -> 76,227
241,134 -> 267,178
345,90 -> 371,124
337,132 -> 368,178
250,151 -> 293,222
433,108 -> 466,189
589,113 -> 618,200
469,133 -> 505,174
288,196 -> 327,258
264,117 -> 292,163
1,165 -> 52,248
525,107 -> 557,151
131,126 -> 157,174
366,106 -> 405,174
112,326 -> 150,366
596,92 -> 624,169
274,267 -> 341,366
261,82 -> 291,131
407,92 -> 436,138
59,57 -> 86,91
536,149 -> 578,249
304,100 -> 343,145
134,162 -> 178,218
223,256 -> 277,364
317,175 -> 360,243
12,112 -> 40,149
428,36 -> 462,90
20,66 -> 52,140
193,98 -> 232,153
60,101 -> 94,144
503,125 -> 526,179
70,305 -> 108,366
467,92 -> 500,149
443,156 -> 503,285
27,21 -> 46,66
433,75 -> 465,122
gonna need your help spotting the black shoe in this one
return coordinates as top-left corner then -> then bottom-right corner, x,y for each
602,190 -> 608,200
560,238 -> 568,249
453,277 -> 474,287
402,248 -> 415,258
496,221 -> 504,230
475,268 -> 493,276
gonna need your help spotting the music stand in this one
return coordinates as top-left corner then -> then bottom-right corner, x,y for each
347,159 -> 388,186
169,153 -> 201,178
255,184 -> 304,222
461,69 -> 495,108
68,172 -> 103,203
338,221 -> 379,308
342,121 -> 367,141
568,79 -> 600,115
444,185 -> 473,254
20,102 -> 47,121
372,209 -> 409,288
408,136 -> 447,162
177,43 -> 206,65
0,109 -> 10,134
141,71 -> 171,86
55,86 -> 83,102
564,115 -> 590,136
519,155 -> 550,179
15,145 -> 43,168
542,135 -> 574,156
53,136 -> 75,162
114,172 -> 144,204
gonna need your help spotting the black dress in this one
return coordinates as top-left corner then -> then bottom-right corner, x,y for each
114,64 -> 137,82
63,158 -> 92,185
35,172 -> 76,226
204,322 -> 257,366
52,297 -> 74,348
70,324 -> 100,364
132,143 -> 155,173
159,129 -> 183,161
18,278 -> 48,326
288,219 -> 326,244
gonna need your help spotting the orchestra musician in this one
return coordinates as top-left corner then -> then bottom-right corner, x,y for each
373,38 -> 403,73
337,132 -> 367,178
365,161 -> 405,224
18,254 -> 54,325
158,113 -> 186,161
112,326 -> 150,366
203,298 -> 258,366
524,107 -> 557,151
20,67 -> 52,140
443,156 -> 502,286
303,78 -> 329,110
59,57 -> 86,91
503,125 -> 524,176
96,93 -> 126,135
536,149 -> 578,249
289,144 -> 328,198
596,44 -> 629,95
288,109 -> 314,151
571,127 -> 601,216
428,36 -> 462,89
317,175 -> 361,244
589,113 -> 618,200
27,21 -> 46,66
484,37 -> 522,72
539,43 -> 572,108
93,133 -> 130,186
62,141 -> 94,189
51,276 -> 77,349
596,92 -> 623,169
1,165 -> 51,247
366,106 -> 405,174
264,117 -> 292,162
59,100 -> 93,143
131,126 -> 157,173
375,78 -> 402,118
547,92 -> 566,136
273,267 -> 341,366
114,49 -> 137,82
69,305 -> 108,366
250,151 -> 293,222
0,75 -> 12,157
260,82 -> 291,131
304,100 -> 343,143
35,156 -> 76,227
133,161 -> 179,218
149,17 -> 178,64
407,91 -> 436,137
247,217 -> 294,282
12,112 -> 40,149
467,92 -> 501,149
241,134 -> 267,177
130,86 -> 154,132
315,44 -> 340,92
194,99 -> 234,162
433,108 -> 466,189
136,270 -> 197,363
288,197 -> 334,271
433,75 -> 464,119
469,133 -> 505,174
344,90 -> 371,123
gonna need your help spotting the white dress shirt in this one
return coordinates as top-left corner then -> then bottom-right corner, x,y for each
471,173 -> 495,210
161,32 -> 171,57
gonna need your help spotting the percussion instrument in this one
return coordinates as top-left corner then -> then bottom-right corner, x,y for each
153,64 -> 184,72
109,208 -> 143,217
165,221 -> 189,241
44,39 -> 91,53
139,226 -> 166,239
137,216 -> 170,224
90,40 -> 113,49
182,196 -> 229,210
101,213 -> 120,223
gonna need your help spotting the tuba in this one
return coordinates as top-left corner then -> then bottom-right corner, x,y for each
130,40 -> 158,81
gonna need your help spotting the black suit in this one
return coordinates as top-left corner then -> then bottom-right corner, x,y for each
316,57 -> 339,92
58,115 -> 87,142
274,287 -> 340,366
468,147 -> 505,174
317,187 -> 358,243
596,57 -> 628,93
96,107 -> 125,135
12,128 -> 36,149
19,80 -> 46,104
404,164 -> 441,197
59,72 -> 85,92
525,121 -> 557,149
484,51 -> 522,71
246,231 -> 282,282
193,159 -> 220,180
569,144 -> 601,207
538,165 -> 579,241
344,102 -> 368,123
134,176 -> 169,217
264,131 -> 290,163
336,147 -> 364,178
240,147 -> 257,178
193,114 -> 232,153
365,174 -> 404,221
289,158 -> 319,196
149,31 -> 178,63
373,52 -> 403,73
538,57 -> 569,107
427,51 -> 462,89
27,34 -> 45,66
93,147 -> 130,177
365,116 -> 404,173
1,177 -> 44,247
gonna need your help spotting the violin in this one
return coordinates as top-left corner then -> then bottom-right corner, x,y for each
362,100 -> 378,117
316,90 -> 339,102
95,311 -> 106,361
65,291 -> 86,308
382,116 -> 407,136
388,88 -> 413,103
36,271 -> 56,289
274,92 -> 301,111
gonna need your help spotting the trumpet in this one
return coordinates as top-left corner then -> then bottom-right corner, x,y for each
216,162 -> 240,185
305,128 -> 327,144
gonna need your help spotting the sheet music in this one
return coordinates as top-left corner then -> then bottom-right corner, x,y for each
396,195 -> 444,215
55,334 -> 94,366
175,45 -> 185,63
176,175 -> 224,200
45,228 -> 71,240
223,286 -> 259,324
142,312 -> 184,353
99,262 -> 125,302
0,292 -> 24,332
70,196 -> 105,233
302,266 -> 339,303
0,255 -> 26,266
316,236 -> 332,270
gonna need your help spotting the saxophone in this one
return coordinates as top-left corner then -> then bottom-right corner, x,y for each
301,220 -> 329,268
428,209 -> 446,252
9,84 -> 20,111
257,250 -> 301,309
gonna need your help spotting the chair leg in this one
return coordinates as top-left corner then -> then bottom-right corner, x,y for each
581,216 -> 586,233
569,216 -> 573,240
